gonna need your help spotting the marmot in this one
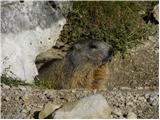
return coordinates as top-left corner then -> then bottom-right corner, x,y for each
37,38 -> 113,89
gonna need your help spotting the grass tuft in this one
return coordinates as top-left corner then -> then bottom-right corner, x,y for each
59,1 -> 158,55
1,74 -> 31,86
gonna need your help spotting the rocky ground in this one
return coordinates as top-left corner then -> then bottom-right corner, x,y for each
1,3 -> 159,119
1,83 -> 159,119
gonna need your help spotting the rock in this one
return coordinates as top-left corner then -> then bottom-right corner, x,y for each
2,84 -> 10,89
39,102 -> 62,119
145,92 -> 159,106
153,4 -> 159,22
1,87 -> 159,119
1,1 -> 72,83
18,85 -> 26,91
3,97 -> 10,101
111,109 -> 123,118
54,41 -> 65,48
54,94 -> 112,119
21,109 -> 28,114
127,111 -> 137,119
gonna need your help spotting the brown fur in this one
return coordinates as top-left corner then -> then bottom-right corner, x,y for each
38,39 -> 112,89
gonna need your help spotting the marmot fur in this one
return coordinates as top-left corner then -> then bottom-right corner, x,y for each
38,38 -> 113,89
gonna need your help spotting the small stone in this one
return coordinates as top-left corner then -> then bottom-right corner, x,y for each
71,89 -> 76,93
39,102 -> 62,119
121,87 -> 131,90
54,41 -> 65,48
21,109 -> 28,113
25,86 -> 32,91
26,106 -> 31,111
23,93 -> 29,100
2,84 -> 10,89
3,97 -> 10,101
126,101 -> 134,107
145,92 -> 159,106
127,111 -> 137,119
18,85 -> 26,91
111,109 -> 123,118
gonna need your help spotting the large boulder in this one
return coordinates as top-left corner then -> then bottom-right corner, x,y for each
0,1 -> 72,83
54,94 -> 112,119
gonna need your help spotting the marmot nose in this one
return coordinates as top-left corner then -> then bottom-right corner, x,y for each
102,47 -> 113,63
108,47 -> 113,58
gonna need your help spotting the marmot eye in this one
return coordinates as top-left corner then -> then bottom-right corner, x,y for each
89,44 -> 98,49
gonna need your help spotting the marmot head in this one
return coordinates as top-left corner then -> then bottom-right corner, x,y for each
67,38 -> 113,67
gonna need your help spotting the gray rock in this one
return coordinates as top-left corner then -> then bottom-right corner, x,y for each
54,94 -> 112,119
3,97 -> 10,101
127,111 -> 137,119
18,85 -> 26,91
145,92 -> 159,106
1,1 -> 72,82
1,84 -> 10,89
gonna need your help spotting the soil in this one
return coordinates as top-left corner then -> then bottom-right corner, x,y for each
1,84 -> 158,119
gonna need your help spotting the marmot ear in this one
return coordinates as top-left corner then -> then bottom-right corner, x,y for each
74,44 -> 81,51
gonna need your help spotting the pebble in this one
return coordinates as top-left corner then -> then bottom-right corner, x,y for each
127,111 -> 137,119
18,85 -> 26,91
4,97 -> 10,101
2,84 -> 10,89
112,109 -> 123,118
71,89 -> 76,93
39,102 -> 62,119
21,109 -> 28,113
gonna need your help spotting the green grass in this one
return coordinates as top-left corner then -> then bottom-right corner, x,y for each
1,74 -> 53,89
34,78 -> 55,89
59,1 -> 158,55
1,74 -> 31,87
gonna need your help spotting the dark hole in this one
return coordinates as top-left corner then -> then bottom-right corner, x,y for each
33,111 -> 40,119
123,113 -> 128,118
48,38 -> 51,40
19,0 -> 24,3
60,97 -> 65,100
149,103 -> 153,106
89,44 -> 98,49
40,41 -> 42,44
146,97 -> 150,103
124,102 -> 126,106
137,115 -> 141,118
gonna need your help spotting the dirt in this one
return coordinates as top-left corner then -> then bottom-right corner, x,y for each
107,29 -> 159,89
1,84 -> 158,119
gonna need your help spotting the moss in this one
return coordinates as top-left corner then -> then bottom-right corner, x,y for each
59,1 -> 158,55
